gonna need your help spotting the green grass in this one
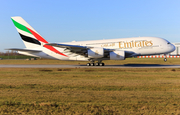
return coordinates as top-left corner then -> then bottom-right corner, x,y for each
0,68 -> 180,114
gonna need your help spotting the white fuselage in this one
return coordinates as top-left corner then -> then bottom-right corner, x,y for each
19,37 -> 175,61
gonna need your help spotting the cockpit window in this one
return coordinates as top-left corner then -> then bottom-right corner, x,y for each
162,38 -> 171,44
165,39 -> 171,44
167,42 -> 171,44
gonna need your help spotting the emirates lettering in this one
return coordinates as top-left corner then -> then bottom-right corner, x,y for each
119,40 -> 153,49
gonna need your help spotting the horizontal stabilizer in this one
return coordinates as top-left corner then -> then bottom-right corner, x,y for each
6,48 -> 42,52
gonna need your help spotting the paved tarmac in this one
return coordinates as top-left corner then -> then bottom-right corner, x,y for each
0,64 -> 180,68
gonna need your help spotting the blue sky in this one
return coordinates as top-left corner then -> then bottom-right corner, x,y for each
1,0 -> 180,52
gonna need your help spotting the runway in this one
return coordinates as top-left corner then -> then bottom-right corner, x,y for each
0,64 -> 180,68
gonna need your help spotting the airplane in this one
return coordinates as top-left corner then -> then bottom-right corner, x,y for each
7,16 -> 175,66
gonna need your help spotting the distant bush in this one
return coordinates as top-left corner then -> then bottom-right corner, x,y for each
0,51 -> 35,59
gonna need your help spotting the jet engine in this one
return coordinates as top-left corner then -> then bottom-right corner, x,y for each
110,50 -> 125,60
88,47 -> 104,58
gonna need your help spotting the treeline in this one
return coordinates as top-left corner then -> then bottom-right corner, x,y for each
0,51 -> 18,56
0,51 -> 35,59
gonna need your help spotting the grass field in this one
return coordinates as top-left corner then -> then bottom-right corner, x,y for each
0,58 -> 180,114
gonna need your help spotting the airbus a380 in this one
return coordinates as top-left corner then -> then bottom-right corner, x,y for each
8,16 -> 175,66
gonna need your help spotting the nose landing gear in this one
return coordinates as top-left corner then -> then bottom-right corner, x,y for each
164,58 -> 167,62
164,54 -> 167,62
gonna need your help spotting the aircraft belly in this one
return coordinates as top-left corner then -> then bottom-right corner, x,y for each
69,56 -> 89,61
135,47 -> 156,55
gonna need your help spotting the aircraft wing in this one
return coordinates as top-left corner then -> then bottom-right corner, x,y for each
45,43 -> 91,49
6,48 -> 42,52
45,43 -> 91,55
46,43 -> 137,58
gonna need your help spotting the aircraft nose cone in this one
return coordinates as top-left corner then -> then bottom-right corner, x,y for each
171,44 -> 176,52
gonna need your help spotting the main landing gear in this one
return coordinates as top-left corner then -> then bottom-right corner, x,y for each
86,60 -> 105,66
86,62 -> 105,66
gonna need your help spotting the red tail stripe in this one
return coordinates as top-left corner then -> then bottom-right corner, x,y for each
27,27 -> 48,43
27,27 -> 68,57
44,45 -> 68,57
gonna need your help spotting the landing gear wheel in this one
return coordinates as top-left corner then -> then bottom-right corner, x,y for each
95,63 -> 100,66
87,63 -> 91,66
100,63 -> 105,66
90,63 -> 95,66
164,58 -> 167,62
87,62 -> 105,66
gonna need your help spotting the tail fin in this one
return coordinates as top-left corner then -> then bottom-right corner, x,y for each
11,16 -> 48,48
11,16 -> 68,57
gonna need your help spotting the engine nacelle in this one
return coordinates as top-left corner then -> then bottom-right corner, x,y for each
110,50 -> 125,60
88,47 -> 104,58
